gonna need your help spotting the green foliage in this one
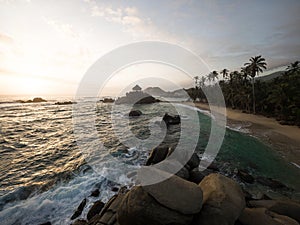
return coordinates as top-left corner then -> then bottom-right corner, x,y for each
187,60 -> 300,126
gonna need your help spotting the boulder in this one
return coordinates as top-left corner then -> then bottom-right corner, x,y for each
189,169 -> 205,184
195,173 -> 246,225
249,200 -> 300,222
140,167 -> 203,214
155,159 -> 189,180
145,146 -> 170,166
238,208 -> 282,225
71,198 -> 87,220
238,207 -> 299,225
128,110 -> 142,117
186,153 -> 200,170
117,186 -> 194,225
87,200 -> 105,221
162,113 -> 181,126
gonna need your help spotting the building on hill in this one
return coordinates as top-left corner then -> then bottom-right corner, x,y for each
132,84 -> 142,92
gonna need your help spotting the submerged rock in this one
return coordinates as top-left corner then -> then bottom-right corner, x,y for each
195,173 -> 246,225
237,169 -> 254,184
128,110 -> 142,117
162,113 -> 181,126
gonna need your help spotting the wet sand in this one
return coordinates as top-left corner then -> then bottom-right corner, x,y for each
185,102 -> 300,166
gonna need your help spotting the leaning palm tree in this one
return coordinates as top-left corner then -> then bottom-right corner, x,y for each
244,55 -> 267,114
220,69 -> 229,80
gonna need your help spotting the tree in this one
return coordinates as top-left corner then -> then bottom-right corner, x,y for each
244,55 -> 267,114
220,69 -> 229,80
286,61 -> 300,74
194,76 -> 199,88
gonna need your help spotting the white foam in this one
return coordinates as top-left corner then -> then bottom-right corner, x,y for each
0,170 -> 133,225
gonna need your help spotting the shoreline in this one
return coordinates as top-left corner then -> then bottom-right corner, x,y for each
185,102 -> 300,166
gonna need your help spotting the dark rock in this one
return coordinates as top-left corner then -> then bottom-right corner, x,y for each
128,110 -> 142,117
54,101 -> 75,105
145,146 -> 170,166
237,169 -> 254,184
115,91 -> 158,105
71,219 -> 87,225
111,187 -> 119,192
90,189 -> 100,197
71,198 -> 87,220
117,186 -> 194,225
32,97 -> 47,102
154,159 -> 189,180
186,153 -> 200,170
94,194 -> 124,225
39,222 -> 51,225
140,167 -> 203,214
189,169 -> 205,184
196,173 -> 246,225
256,177 -> 288,189
102,98 -> 114,103
249,200 -> 300,223
162,113 -> 181,126
87,200 -> 105,221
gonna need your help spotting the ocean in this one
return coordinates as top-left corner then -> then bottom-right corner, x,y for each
0,96 -> 299,225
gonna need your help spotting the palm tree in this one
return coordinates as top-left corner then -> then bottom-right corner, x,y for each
220,69 -> 229,80
244,55 -> 267,114
199,76 -> 206,87
194,76 -> 200,89
286,61 -> 300,74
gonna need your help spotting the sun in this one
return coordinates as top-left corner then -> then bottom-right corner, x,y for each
17,77 -> 47,95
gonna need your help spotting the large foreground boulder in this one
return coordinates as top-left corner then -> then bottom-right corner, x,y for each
117,186 -> 195,225
142,167 -> 203,214
194,173 -> 246,225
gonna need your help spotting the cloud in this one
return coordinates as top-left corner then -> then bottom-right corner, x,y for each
45,19 -> 79,39
0,33 -> 13,44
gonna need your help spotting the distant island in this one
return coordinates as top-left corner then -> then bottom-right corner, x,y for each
115,85 -> 160,104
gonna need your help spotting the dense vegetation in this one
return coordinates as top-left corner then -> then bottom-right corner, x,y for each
187,58 -> 300,126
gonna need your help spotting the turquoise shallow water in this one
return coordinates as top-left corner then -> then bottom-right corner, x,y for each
0,98 -> 299,224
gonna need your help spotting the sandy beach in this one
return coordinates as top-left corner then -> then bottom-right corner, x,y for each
185,102 -> 300,166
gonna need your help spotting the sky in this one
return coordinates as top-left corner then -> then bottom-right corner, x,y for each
0,0 -> 299,96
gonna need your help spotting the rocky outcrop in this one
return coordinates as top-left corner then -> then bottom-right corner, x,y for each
238,207 -> 299,225
194,173 -> 246,225
145,146 -> 171,166
16,97 -> 47,103
55,101 -> 75,105
248,200 -> 300,223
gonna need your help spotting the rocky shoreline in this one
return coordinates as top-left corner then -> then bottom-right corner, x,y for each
60,145 -> 300,225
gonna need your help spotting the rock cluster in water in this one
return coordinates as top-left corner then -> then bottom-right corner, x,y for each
16,97 -> 47,103
66,146 -> 300,225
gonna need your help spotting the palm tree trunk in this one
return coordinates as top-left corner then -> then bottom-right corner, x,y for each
252,78 -> 256,114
